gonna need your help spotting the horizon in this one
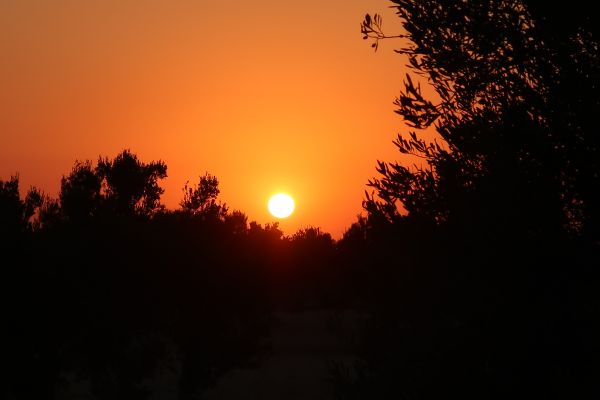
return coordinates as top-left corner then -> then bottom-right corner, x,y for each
0,0 -> 428,238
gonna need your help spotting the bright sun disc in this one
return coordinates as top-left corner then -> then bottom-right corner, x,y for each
268,193 -> 295,218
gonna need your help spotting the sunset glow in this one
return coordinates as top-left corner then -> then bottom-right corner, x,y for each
0,0 -> 428,237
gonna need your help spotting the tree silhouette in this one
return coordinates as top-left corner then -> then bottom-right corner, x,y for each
0,175 -> 43,238
180,172 -> 228,220
288,227 -> 338,308
361,0 -> 599,241
3,150 -> 374,399
223,210 -> 249,235
0,176 -> 59,399
60,160 -> 102,222
340,1 -> 600,398
97,149 -> 167,216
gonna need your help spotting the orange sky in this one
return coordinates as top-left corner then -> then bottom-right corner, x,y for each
0,0 -> 419,238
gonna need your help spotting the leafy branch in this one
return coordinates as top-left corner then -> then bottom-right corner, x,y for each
361,13 -> 406,51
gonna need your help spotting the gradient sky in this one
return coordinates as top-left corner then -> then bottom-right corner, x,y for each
1,0 -> 418,237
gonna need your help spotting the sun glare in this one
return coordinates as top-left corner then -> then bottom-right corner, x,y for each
268,193 -> 295,219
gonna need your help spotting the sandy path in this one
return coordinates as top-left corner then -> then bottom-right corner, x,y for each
204,309 -> 357,400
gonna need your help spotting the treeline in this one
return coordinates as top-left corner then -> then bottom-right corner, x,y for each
2,139 -> 597,399
0,150 -> 358,399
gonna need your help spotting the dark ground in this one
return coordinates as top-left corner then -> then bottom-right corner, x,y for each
202,309 -> 359,400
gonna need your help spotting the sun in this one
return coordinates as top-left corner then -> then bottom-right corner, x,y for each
268,193 -> 295,219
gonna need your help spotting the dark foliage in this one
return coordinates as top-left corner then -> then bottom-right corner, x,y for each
180,173 -> 228,220
0,175 -> 43,237
0,151 -> 351,399
96,149 -> 168,217
333,1 -> 600,399
60,161 -> 102,222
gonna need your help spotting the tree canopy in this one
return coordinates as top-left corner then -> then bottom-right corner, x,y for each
339,1 -> 600,398
362,0 -> 599,243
